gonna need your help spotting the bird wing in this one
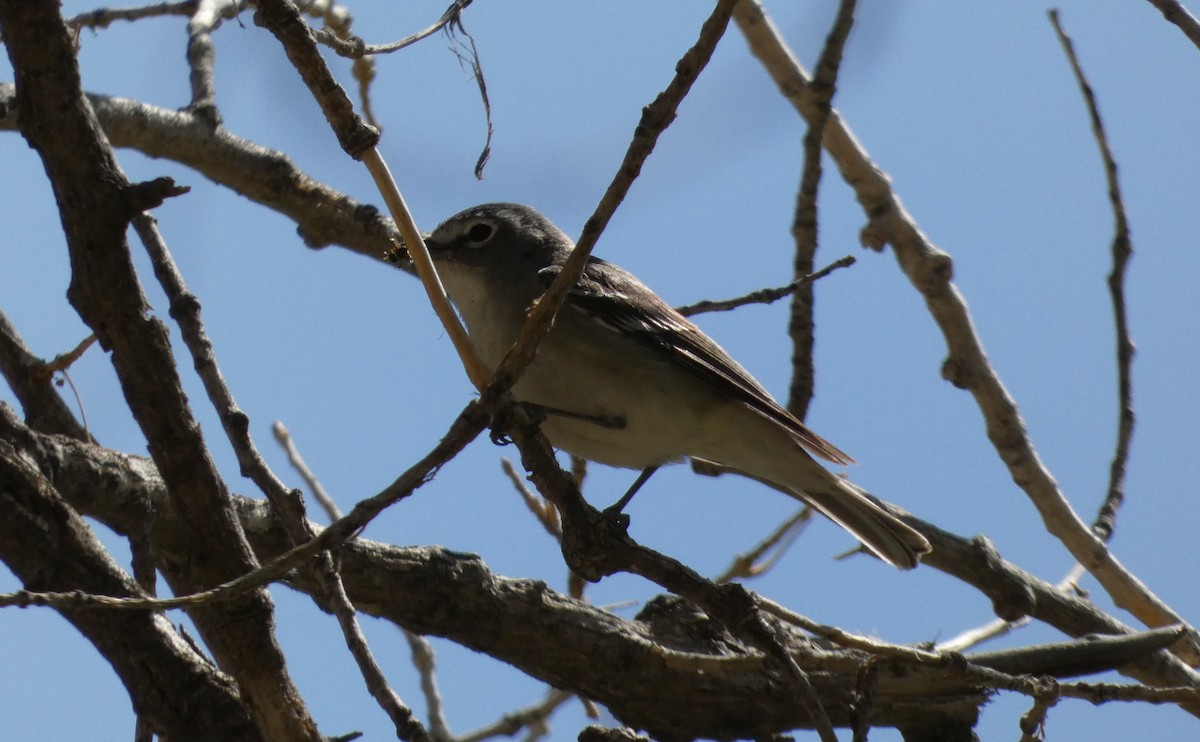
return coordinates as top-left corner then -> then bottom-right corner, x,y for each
539,259 -> 855,466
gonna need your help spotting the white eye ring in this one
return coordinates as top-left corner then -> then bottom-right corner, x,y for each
465,221 -> 494,246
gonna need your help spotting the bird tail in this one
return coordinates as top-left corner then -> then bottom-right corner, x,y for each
790,475 -> 931,570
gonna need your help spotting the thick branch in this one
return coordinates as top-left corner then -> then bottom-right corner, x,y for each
0,83 -> 398,259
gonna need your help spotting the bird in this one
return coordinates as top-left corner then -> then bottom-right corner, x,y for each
418,202 -> 930,569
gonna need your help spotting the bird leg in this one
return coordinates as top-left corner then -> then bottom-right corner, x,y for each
527,403 -> 626,431
602,466 -> 660,526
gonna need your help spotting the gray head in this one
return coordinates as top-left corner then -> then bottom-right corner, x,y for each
423,203 -> 573,271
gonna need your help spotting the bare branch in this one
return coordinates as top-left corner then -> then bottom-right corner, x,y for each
1048,9 -> 1136,543
713,508 -> 813,584
403,631 -> 452,742
8,404 -> 1200,734
676,255 -> 855,317
184,0 -> 242,122
502,457 -> 562,539
0,84 -> 399,258
273,421 -> 342,521
456,688 -> 573,742
909,7 -> 1147,676
326,557 -> 429,742
252,0 -> 488,393
0,311 -> 91,440
316,0 -> 474,57
1142,0 -> 1200,52
788,0 -> 857,421
68,0 -> 200,27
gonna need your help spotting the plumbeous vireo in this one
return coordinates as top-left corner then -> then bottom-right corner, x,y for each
422,203 -> 930,569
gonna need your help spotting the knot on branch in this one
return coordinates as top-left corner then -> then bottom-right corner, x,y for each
916,250 -> 955,294
941,356 -> 973,389
970,535 -> 1037,621
127,177 -> 189,213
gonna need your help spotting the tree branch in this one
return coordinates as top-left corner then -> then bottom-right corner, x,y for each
1048,10 -> 1136,542
787,0 -> 857,422
1142,0 -> 1200,52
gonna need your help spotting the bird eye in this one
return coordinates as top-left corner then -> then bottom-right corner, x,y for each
465,222 -> 494,245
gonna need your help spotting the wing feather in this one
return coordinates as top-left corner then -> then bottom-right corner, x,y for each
541,259 -> 855,466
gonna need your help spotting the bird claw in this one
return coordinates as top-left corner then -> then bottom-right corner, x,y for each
601,505 -> 631,532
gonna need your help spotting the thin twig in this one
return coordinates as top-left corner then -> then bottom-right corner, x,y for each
761,597 -> 940,663
764,597 -> 1196,711
68,0 -> 200,27
1019,686 -> 1059,742
713,507 -> 813,584
39,334 -> 98,376
1048,9 -> 1136,543
0,310 -> 90,440
676,255 -> 855,317
456,688 -> 573,742
185,0 -> 241,124
935,615 -> 1028,654
133,215 -> 298,523
273,421 -> 342,521
403,631 -> 452,742
788,0 -> 857,422
323,555 -> 426,742
501,457 -> 561,539
40,333 -> 98,437
316,0 -> 473,57
267,423 -> 417,737
268,0 -> 494,391
55,371 -> 91,439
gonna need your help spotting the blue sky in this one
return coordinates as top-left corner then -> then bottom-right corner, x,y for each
3,1 -> 1200,739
